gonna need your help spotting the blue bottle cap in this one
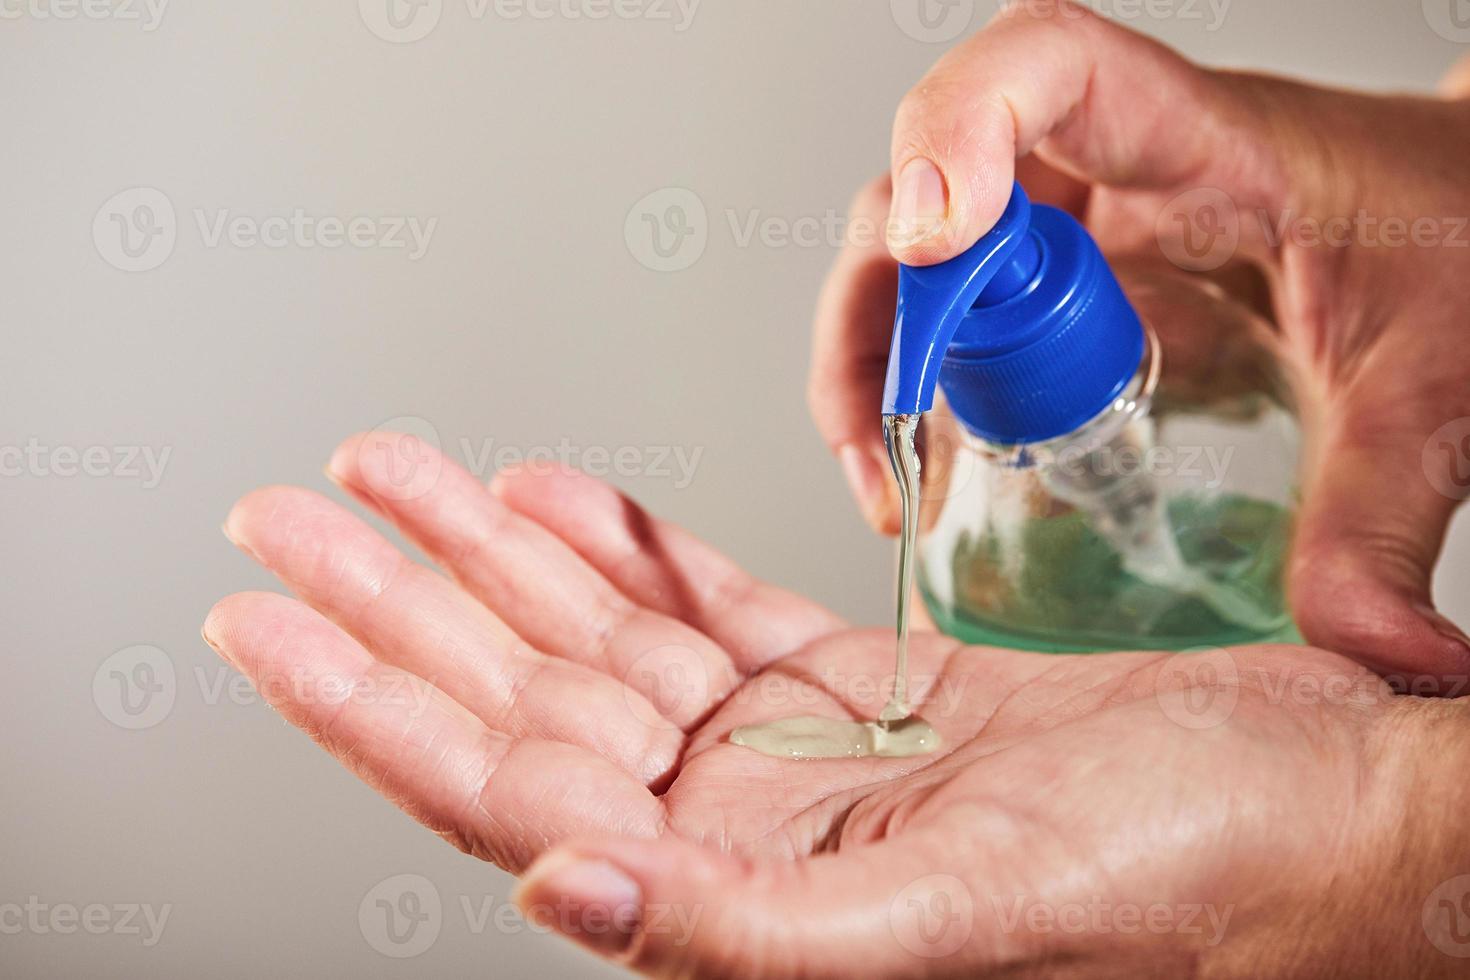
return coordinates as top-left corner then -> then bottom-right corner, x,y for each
881,182 -> 1145,444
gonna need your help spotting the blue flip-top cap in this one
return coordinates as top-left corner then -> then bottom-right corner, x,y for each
881,181 -> 1145,444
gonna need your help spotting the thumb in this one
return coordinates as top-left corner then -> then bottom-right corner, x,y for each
514,833 -> 987,978
1290,395 -> 1470,690
886,1 -> 1262,265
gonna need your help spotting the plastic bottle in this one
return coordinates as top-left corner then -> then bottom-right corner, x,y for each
883,182 -> 1299,653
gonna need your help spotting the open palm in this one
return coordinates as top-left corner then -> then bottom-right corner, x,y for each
206,431 -> 1408,977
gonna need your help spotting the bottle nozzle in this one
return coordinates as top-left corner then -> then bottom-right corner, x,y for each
880,182 -> 1034,417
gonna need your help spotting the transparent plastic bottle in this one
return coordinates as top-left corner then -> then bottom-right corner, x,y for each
882,184 -> 1299,653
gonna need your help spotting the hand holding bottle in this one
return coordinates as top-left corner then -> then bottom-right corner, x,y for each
810,0 -> 1470,683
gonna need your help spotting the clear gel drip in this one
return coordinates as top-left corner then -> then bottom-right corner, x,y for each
728,413 -> 940,761
880,413 -> 921,723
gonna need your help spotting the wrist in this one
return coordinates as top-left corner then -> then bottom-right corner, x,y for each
1298,696 -> 1470,978
1200,694 -> 1470,980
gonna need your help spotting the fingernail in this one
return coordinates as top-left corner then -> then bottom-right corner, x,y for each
201,608 -> 229,662
889,157 -> 948,249
221,516 -> 261,562
516,854 -> 642,957
840,444 -> 888,520
325,443 -> 356,484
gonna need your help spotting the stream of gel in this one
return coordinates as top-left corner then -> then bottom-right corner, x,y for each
729,414 -> 940,760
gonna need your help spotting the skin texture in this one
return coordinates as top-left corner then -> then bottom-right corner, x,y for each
207,432 -> 1470,978
810,0 -> 1470,683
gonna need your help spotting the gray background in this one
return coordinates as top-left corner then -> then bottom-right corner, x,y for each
4,1 -> 1468,977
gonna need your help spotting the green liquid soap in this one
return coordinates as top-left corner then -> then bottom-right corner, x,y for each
923,492 -> 1300,653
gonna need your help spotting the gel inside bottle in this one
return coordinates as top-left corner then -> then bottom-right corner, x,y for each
883,183 -> 1299,653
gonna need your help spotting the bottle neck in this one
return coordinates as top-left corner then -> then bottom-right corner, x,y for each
967,324 -> 1161,470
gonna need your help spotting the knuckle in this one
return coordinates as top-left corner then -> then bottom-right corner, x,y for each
894,79 -> 1012,168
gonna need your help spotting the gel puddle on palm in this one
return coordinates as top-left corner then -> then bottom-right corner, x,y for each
730,415 -> 941,760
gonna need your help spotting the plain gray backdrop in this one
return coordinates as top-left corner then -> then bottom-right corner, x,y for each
5,1 -> 1469,977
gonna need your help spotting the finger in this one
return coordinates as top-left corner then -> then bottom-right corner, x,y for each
489,464 -> 844,674
1013,153 -> 1090,218
515,827 -> 991,976
809,174 -> 904,532
327,432 -> 740,725
202,592 -> 664,872
223,485 -> 684,784
1290,393 -> 1470,687
886,1 -> 1267,265
1440,51 -> 1470,99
